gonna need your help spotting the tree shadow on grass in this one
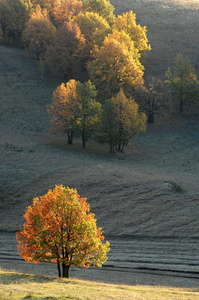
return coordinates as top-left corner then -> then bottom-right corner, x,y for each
0,271 -> 55,285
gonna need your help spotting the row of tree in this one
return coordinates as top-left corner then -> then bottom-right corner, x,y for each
48,80 -> 147,152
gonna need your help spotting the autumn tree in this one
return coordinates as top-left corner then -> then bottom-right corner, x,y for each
30,0 -> 60,25
47,79 -> 80,144
165,54 -> 199,112
98,89 -> 147,152
113,10 -> 151,60
87,30 -> 144,102
74,11 -> 111,58
0,0 -> 32,45
48,80 -> 101,147
45,22 -> 85,79
16,185 -> 110,278
53,0 -> 82,27
82,0 -> 115,25
22,5 -> 56,58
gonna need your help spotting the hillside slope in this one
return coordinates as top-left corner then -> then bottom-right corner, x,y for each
0,0 -> 199,287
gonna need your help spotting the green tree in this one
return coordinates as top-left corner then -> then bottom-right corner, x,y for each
83,0 -> 115,25
165,54 -> 199,112
22,5 -> 56,58
87,30 -> 144,102
38,57 -> 45,79
76,80 -> 102,148
98,89 -> 147,152
134,77 -> 171,123
16,185 -> 110,278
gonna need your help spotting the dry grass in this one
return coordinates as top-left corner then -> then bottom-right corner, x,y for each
0,270 -> 199,300
0,0 -> 199,289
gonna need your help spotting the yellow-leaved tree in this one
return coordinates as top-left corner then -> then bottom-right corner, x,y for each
22,5 -> 56,58
87,30 -> 144,102
113,10 -> 151,60
16,185 -> 110,278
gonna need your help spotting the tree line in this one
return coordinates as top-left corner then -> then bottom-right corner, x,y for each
0,0 -> 198,152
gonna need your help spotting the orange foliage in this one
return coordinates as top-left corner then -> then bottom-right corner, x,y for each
53,0 -> 82,27
45,21 -> 85,78
16,185 -> 110,278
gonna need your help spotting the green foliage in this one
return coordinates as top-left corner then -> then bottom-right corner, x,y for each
0,0 -> 32,46
134,77 -> 171,123
98,89 -> 147,152
165,54 -> 199,112
38,57 -> 45,79
48,80 -> 101,148
83,0 -> 115,25
76,80 -> 102,147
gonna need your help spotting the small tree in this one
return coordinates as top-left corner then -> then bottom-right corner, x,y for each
47,79 -> 80,145
98,89 -> 147,152
165,54 -> 199,112
76,80 -> 102,148
38,57 -> 45,79
16,185 -> 110,278
48,80 -> 101,147
134,77 -> 171,123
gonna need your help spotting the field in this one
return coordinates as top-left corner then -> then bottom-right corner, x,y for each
0,0 -> 199,293
1,270 -> 199,300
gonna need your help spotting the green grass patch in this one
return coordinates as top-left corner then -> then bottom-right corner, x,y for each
0,270 -> 198,300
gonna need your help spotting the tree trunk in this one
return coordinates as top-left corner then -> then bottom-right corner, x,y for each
148,111 -> 154,123
67,131 -> 73,144
62,263 -> 70,278
57,261 -> 61,278
82,135 -> 86,148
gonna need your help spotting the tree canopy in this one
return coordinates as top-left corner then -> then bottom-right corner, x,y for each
45,21 -> 85,78
82,0 -> 115,25
165,54 -> 199,112
48,80 -> 101,147
87,30 -> 144,102
22,5 -> 56,58
113,10 -> 151,60
16,185 -> 110,278
98,89 -> 147,152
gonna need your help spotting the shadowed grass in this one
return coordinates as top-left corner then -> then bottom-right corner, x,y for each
0,270 -> 199,300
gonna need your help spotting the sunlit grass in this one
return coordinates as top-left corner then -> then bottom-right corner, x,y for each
0,270 -> 198,300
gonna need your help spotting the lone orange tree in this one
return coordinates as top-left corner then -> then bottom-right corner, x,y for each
16,185 -> 110,278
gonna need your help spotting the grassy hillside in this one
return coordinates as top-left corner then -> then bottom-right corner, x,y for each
0,0 -> 199,288
0,270 -> 199,300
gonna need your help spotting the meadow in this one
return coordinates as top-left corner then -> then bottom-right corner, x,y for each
0,0 -> 199,294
